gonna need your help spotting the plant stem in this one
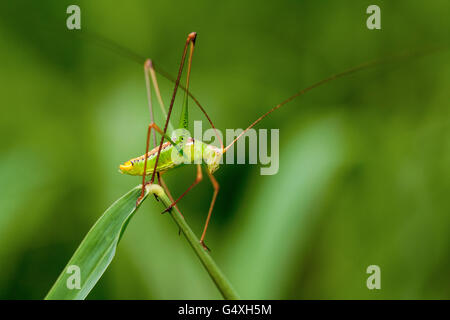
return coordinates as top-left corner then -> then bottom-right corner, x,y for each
146,184 -> 240,300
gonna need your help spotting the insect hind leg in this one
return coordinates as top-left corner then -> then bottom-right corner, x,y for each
161,164 -> 203,214
199,170 -> 219,251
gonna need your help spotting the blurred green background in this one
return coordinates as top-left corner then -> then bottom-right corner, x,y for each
0,0 -> 449,299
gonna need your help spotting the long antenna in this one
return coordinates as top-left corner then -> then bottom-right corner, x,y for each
223,47 -> 443,153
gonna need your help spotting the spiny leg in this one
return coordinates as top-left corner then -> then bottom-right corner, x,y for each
146,60 -> 191,216
150,32 -> 197,185
138,56 -> 193,205
161,164 -> 203,214
152,47 -> 196,227
144,58 -> 174,189
155,33 -> 198,210
199,170 -> 220,251
138,54 -> 187,205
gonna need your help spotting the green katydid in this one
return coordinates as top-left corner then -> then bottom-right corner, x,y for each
109,32 -> 438,250
118,32 -> 223,250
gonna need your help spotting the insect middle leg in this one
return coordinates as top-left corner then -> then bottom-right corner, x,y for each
138,56 -> 186,205
161,164 -> 220,251
161,164 -> 203,214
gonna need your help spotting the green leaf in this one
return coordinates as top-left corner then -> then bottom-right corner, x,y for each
45,185 -> 155,300
45,183 -> 239,300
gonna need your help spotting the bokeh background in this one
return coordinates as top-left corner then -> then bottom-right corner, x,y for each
0,0 -> 449,299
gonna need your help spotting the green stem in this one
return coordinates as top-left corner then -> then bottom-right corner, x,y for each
147,184 -> 240,300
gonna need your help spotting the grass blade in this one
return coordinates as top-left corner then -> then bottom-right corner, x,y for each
45,184 -> 239,300
45,185 -> 152,300
162,195 -> 240,300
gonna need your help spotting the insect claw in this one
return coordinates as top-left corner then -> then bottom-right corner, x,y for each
199,240 -> 210,251
161,205 -> 173,214
188,32 -> 197,43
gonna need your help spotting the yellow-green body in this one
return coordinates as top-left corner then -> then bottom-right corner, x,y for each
119,137 -> 222,176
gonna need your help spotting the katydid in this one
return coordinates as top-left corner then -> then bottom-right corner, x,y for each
110,32 -> 438,250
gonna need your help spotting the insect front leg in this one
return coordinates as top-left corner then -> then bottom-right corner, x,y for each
137,58 -> 160,206
136,122 -> 160,205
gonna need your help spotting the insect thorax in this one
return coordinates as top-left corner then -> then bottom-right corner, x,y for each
172,138 -> 223,173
